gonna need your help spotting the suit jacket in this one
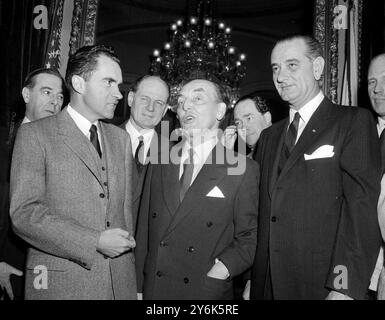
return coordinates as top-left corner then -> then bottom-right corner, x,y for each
120,120 -> 171,233
250,98 -> 382,300
136,142 -> 259,300
10,108 -> 137,300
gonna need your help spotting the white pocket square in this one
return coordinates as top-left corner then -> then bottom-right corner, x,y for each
304,145 -> 335,160
206,186 -> 225,198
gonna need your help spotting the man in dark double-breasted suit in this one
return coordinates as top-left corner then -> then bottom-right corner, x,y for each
249,35 -> 382,300
136,78 -> 259,300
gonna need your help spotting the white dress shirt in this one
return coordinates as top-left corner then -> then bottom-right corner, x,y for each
179,134 -> 218,185
67,105 -> 102,151
125,119 -> 155,159
288,91 -> 325,143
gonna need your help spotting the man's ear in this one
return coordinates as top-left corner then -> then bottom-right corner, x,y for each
216,102 -> 227,121
127,91 -> 135,107
71,75 -> 85,94
313,56 -> 325,81
263,111 -> 272,126
21,87 -> 30,103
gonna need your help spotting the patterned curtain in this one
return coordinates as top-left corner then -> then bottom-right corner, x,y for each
314,0 -> 363,106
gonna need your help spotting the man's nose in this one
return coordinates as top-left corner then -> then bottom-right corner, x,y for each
113,88 -> 123,100
147,101 -> 155,112
276,68 -> 288,83
374,81 -> 385,94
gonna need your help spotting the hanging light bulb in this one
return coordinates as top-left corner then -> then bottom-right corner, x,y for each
184,40 -> 191,48
228,47 -> 235,54
153,49 -> 160,57
218,22 -> 225,29
225,27 -> 231,34
239,53 -> 246,61
176,19 -> 183,26
171,24 -> 177,31
190,17 -> 197,25
164,43 -> 171,50
204,18 -> 212,26
208,41 -> 215,49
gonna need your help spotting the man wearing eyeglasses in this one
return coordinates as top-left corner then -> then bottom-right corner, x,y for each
121,75 -> 170,230
223,95 -> 272,159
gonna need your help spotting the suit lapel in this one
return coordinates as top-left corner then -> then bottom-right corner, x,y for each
163,144 -> 227,237
161,161 -> 181,217
268,120 -> 287,198
275,98 -> 335,184
57,108 -> 103,188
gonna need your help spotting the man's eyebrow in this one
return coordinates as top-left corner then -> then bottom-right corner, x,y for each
242,113 -> 253,118
286,58 -> 300,64
192,88 -> 206,93
39,86 -> 53,91
103,77 -> 117,82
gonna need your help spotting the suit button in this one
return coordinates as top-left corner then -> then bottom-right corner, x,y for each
102,166 -> 106,171
106,221 -> 110,227
188,246 -> 195,252
99,193 -> 105,198
152,212 -> 157,218
104,182 -> 108,187
156,271 -> 163,277
206,221 -> 213,228
160,241 -> 167,247
184,277 -> 189,284
271,216 -> 277,222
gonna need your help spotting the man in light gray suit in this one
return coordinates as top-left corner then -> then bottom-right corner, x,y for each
10,45 -> 137,300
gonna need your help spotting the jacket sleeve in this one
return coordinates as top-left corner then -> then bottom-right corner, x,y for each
325,108 -> 382,299
9,124 -> 100,270
217,159 -> 260,278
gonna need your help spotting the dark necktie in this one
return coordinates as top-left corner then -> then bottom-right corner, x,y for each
380,129 -> 385,170
278,112 -> 300,174
89,124 -> 102,158
135,136 -> 144,171
179,148 -> 194,202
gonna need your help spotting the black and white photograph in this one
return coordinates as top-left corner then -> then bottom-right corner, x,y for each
1,0 -> 385,312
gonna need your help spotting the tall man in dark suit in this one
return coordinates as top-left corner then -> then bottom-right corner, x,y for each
367,53 -> 385,299
249,35 -> 382,300
10,45 -> 137,299
135,78 -> 259,300
0,68 -> 64,300
121,75 -> 169,229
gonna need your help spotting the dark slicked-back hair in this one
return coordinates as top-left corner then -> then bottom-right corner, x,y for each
277,34 -> 324,61
65,45 -> 120,92
24,68 -> 64,89
130,75 -> 170,95
236,94 -> 270,114
180,76 -> 229,107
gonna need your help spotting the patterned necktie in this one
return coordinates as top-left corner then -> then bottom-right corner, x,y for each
89,124 -> 102,158
135,136 -> 144,170
179,148 -> 194,202
278,112 -> 300,174
380,130 -> 385,171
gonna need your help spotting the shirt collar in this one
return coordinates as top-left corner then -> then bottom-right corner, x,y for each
181,135 -> 218,166
289,91 -> 324,124
126,119 -> 154,140
67,104 -> 98,136
377,117 -> 385,136
21,116 -> 31,124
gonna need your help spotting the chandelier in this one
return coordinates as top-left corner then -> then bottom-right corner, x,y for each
149,0 -> 247,108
